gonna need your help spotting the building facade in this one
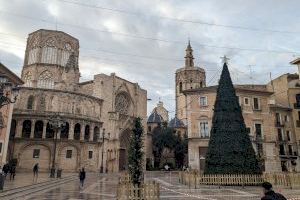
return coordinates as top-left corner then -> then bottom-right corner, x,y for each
8,29 -> 147,172
0,63 -> 23,167
176,42 -> 300,173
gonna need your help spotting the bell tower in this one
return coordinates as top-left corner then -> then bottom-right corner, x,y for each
175,41 -> 206,124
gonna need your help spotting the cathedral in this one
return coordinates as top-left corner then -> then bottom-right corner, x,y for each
175,41 -> 300,173
8,29 -> 147,172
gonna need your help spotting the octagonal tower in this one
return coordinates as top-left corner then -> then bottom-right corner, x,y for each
21,29 -> 80,91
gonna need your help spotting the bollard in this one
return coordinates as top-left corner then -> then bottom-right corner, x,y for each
0,173 -> 5,191
57,169 -> 62,178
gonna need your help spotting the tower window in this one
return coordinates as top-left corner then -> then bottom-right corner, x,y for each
37,70 -> 54,89
179,82 -> 182,93
200,82 -> 203,88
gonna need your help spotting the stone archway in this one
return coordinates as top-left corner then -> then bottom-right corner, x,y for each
119,129 -> 131,171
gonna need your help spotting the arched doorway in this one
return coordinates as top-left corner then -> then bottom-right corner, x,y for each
119,129 -> 131,171
19,144 -> 51,171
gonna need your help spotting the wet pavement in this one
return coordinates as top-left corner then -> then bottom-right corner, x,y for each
1,171 -> 300,199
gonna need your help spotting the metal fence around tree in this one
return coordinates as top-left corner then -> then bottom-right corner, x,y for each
179,171 -> 300,188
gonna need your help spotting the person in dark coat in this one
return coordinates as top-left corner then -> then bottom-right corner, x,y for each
9,165 -> 16,180
2,163 -> 10,177
33,163 -> 39,182
79,168 -> 86,188
261,182 -> 287,200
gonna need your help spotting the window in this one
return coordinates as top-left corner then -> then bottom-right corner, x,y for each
279,145 -> 285,155
23,72 -> 32,87
277,129 -> 283,141
288,145 -> 293,155
296,94 -> 300,106
66,150 -> 72,158
27,95 -> 34,110
199,96 -> 207,106
244,97 -> 250,106
253,98 -> 260,110
37,70 -> 54,89
179,82 -> 182,93
148,126 -> 151,132
287,131 -> 291,141
275,113 -> 281,124
0,142 -> 2,154
199,122 -> 209,138
89,151 -> 93,159
255,124 -> 262,138
33,149 -> 40,158
284,115 -> 289,122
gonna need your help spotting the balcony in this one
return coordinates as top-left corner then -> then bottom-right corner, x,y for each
294,103 -> 300,109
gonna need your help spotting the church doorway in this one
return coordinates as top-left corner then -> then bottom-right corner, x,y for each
119,129 -> 131,171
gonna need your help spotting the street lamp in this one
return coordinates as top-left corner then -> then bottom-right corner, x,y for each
0,78 -> 19,129
100,128 -> 105,173
0,76 -> 19,109
48,113 -> 66,178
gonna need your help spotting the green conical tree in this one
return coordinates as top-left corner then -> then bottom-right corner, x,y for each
128,117 -> 144,186
204,62 -> 261,174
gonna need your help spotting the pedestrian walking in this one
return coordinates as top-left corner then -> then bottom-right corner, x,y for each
79,168 -> 86,188
33,163 -> 39,182
2,163 -> 9,177
9,165 -> 16,180
261,182 -> 287,200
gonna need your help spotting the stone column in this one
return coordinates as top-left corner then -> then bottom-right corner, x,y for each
42,120 -> 47,139
56,129 -> 61,140
89,125 -> 94,142
15,119 -> 23,138
30,119 -> 35,138
80,124 -> 85,141
69,121 -> 74,140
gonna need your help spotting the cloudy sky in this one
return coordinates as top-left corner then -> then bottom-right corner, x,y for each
0,0 -> 299,117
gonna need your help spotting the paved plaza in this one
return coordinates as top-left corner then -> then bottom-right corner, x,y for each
0,171 -> 300,200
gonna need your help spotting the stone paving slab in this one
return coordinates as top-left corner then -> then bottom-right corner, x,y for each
3,172 -> 76,191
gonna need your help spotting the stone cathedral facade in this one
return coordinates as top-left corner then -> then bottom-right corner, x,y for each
8,29 -> 147,172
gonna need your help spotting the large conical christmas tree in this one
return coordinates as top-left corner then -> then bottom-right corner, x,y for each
204,61 -> 261,174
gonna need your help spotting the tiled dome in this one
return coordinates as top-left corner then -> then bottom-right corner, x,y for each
147,110 -> 164,123
169,115 -> 185,128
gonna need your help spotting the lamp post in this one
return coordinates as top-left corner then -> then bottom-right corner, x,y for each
48,114 -> 66,178
100,128 -> 105,173
0,77 -> 19,110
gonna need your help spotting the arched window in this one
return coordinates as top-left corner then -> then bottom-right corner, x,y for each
74,123 -> 81,140
10,119 -> 17,139
93,126 -> 100,142
23,72 -> 32,87
84,125 -> 90,141
200,81 -> 203,88
179,82 -> 183,93
46,122 -> 54,138
60,122 -> 69,139
37,71 -> 54,89
34,120 -> 43,138
27,95 -> 34,110
22,120 -> 31,138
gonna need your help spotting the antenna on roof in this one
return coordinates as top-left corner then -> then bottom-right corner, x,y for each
249,65 -> 254,85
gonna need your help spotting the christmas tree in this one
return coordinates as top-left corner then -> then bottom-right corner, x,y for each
128,117 -> 144,186
204,61 -> 261,174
